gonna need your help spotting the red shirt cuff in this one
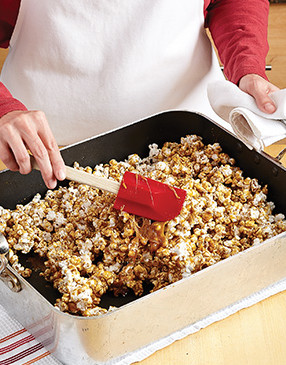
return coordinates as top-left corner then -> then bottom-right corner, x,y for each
0,99 -> 27,118
227,65 -> 268,86
0,81 -> 27,118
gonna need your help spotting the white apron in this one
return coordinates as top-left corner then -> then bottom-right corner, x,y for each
1,0 -> 225,145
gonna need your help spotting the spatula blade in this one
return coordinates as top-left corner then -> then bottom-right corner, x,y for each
113,171 -> 186,221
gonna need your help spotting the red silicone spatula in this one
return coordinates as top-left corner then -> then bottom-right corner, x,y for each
113,171 -> 186,221
31,158 -> 186,221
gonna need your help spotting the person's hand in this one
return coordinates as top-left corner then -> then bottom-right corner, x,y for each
0,110 -> 66,189
239,74 -> 279,114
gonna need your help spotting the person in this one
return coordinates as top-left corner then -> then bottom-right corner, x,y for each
0,0 -> 279,189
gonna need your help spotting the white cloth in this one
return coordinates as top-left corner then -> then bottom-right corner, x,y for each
0,0 -> 224,145
207,80 -> 286,151
0,304 -> 61,365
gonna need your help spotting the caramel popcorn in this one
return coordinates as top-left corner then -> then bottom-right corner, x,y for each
1,135 -> 286,316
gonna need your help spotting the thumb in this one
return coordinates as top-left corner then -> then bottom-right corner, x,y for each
239,74 -> 279,114
252,88 -> 276,114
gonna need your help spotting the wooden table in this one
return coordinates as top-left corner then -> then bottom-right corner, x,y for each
1,142 -> 286,365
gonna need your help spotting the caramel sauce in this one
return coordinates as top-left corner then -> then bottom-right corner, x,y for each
131,219 -> 168,253
167,185 -> 181,199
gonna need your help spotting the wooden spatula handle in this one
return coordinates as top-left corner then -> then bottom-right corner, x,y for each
30,156 -> 120,194
65,166 -> 120,194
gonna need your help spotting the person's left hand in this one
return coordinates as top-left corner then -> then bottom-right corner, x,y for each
239,74 -> 279,114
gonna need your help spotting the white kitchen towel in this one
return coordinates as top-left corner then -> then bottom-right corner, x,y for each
0,306 -> 61,365
207,80 -> 286,150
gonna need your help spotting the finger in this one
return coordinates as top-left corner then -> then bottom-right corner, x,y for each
0,142 -> 19,171
33,111 -> 66,181
38,129 -> 66,181
24,134 -> 57,189
252,87 -> 277,114
4,131 -> 32,175
239,75 -> 279,114
49,148 -> 66,181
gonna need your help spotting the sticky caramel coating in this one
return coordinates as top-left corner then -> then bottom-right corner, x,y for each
1,135 -> 286,316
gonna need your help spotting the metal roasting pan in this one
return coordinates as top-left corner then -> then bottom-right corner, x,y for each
1,111 -> 286,364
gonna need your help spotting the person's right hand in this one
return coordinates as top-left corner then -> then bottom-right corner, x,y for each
0,110 -> 66,189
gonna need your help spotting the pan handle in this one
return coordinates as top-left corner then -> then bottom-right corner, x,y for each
262,143 -> 286,166
0,233 -> 22,292
274,146 -> 286,163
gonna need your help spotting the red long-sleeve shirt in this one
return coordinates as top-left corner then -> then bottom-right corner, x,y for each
0,0 -> 270,118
